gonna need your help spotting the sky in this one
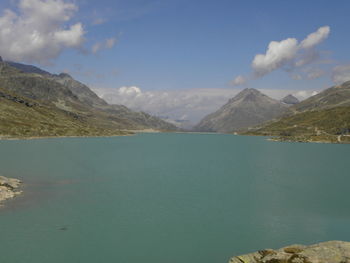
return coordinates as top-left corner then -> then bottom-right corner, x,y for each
1,0 -> 350,123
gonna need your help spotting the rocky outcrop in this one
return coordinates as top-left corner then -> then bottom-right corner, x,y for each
0,90 -> 37,107
0,176 -> 22,205
229,241 -> 350,263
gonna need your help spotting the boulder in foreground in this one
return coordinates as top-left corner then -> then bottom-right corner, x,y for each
229,241 -> 350,263
0,176 -> 22,204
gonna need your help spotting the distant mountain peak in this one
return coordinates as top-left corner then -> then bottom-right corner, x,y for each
194,88 -> 289,133
281,94 -> 299,105
238,88 -> 261,96
243,87 -> 259,93
58,72 -> 73,79
228,88 -> 263,103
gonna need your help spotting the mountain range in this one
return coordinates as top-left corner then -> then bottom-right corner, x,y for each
1,57 -> 349,143
193,83 -> 350,143
245,81 -> 350,143
194,88 -> 290,133
0,59 -> 177,138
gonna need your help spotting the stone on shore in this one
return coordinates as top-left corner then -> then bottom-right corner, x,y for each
0,176 -> 22,204
229,241 -> 350,263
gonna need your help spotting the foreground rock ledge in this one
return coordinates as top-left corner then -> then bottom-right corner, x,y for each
0,176 -> 22,205
229,241 -> 350,263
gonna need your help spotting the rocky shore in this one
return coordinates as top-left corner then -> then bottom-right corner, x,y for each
0,176 -> 22,205
229,241 -> 350,263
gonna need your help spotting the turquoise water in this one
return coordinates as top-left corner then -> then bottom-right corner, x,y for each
0,133 -> 349,263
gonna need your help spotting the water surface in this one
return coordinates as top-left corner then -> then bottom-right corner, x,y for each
0,133 -> 349,263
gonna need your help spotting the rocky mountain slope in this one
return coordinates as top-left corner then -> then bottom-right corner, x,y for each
0,86 -> 130,137
245,81 -> 350,143
0,61 -> 176,138
281,94 -> 299,105
229,241 -> 350,263
292,81 -> 350,112
49,73 -> 175,130
194,88 -> 290,133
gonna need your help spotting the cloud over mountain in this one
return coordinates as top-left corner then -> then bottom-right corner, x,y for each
0,0 -> 85,64
93,86 -> 318,125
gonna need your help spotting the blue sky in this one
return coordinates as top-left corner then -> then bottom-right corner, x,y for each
1,0 -> 350,123
1,0 -> 350,92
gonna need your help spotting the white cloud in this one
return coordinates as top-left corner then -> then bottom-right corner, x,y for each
92,37 -> 117,54
54,23 -> 84,47
300,26 -> 330,49
234,26 -> 331,84
252,38 -> 299,76
118,86 -> 142,97
0,0 -> 85,64
231,75 -> 247,86
93,86 -> 318,126
332,65 -> 350,84
294,90 -> 318,100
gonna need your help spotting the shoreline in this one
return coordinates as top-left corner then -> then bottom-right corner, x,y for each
240,133 -> 350,144
1,131 -> 348,145
0,133 -> 135,141
0,176 -> 22,206
266,136 -> 350,144
0,128 -> 177,141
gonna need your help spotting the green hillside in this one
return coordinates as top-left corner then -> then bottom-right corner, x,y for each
0,88 -> 130,138
246,106 -> 350,143
243,81 -> 350,143
292,81 -> 350,112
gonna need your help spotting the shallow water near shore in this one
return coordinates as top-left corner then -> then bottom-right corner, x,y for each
0,133 -> 349,263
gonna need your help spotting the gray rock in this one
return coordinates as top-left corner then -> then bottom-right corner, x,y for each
0,175 -> 21,189
0,176 -> 22,204
229,241 -> 350,263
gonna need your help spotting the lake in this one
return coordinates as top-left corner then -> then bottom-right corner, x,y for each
0,133 -> 349,263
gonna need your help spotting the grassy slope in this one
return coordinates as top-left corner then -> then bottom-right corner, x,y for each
243,81 -> 350,143
292,81 -> 350,112
0,88 -> 130,138
246,106 -> 350,143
